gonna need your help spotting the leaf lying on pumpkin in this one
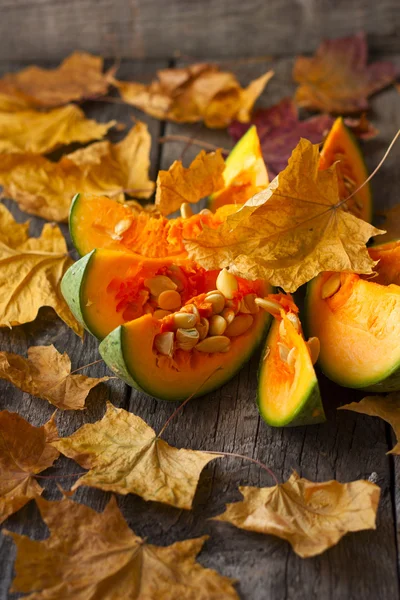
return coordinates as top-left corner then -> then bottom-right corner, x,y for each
0,121 -> 154,221
214,471 -> 380,558
293,32 -> 399,114
0,52 -> 113,109
0,104 -> 116,154
0,345 -> 109,410
375,204 -> 400,243
339,393 -> 400,454
183,138 -> 383,292
0,411 -> 59,525
229,99 -> 377,178
0,204 -> 82,335
53,401 -> 221,509
156,149 -> 225,215
5,496 -> 238,600
114,63 -> 273,128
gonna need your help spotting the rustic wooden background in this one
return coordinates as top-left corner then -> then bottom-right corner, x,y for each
0,3 -> 400,599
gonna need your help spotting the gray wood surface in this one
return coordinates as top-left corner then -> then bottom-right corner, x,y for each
0,55 -> 399,600
0,0 -> 400,63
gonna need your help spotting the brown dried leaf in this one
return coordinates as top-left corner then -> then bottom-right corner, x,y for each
6,496 -> 238,599
0,52 -> 112,109
184,138 -> 382,292
53,402 -> 221,509
0,121 -> 154,221
156,149 -> 225,215
0,411 -> 59,524
215,471 -> 380,558
0,345 -> 108,410
339,393 -> 400,454
293,32 -> 399,114
0,204 -> 82,335
115,63 -> 273,128
0,104 -> 115,154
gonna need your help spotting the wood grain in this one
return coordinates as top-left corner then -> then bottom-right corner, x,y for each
0,0 -> 400,62
0,55 -> 399,600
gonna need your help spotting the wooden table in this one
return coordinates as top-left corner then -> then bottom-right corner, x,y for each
0,55 -> 399,600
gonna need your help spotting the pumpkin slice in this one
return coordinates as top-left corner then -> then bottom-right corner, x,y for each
61,249 -> 218,339
99,275 -> 272,401
306,273 -> 400,391
319,117 -> 372,222
368,239 -> 400,286
257,297 -> 325,427
208,125 -> 269,212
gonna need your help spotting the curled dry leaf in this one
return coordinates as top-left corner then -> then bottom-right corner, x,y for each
156,149 -> 225,215
5,496 -> 238,600
214,471 -> 380,558
0,345 -> 109,410
0,411 -> 59,525
339,393 -> 400,454
184,139 -> 382,292
0,204 -> 82,335
53,402 -> 221,509
293,32 -> 399,114
0,104 -> 116,154
0,52 -> 112,109
115,63 -> 273,128
0,121 -> 154,221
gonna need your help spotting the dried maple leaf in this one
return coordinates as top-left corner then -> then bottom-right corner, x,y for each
156,149 -> 225,215
0,345 -> 109,410
0,204 -> 82,335
115,63 -> 273,128
293,32 -> 399,114
53,401 -> 221,509
183,138 -> 382,292
0,104 -> 116,154
340,393 -> 400,454
0,121 -> 154,221
0,52 -> 112,109
375,204 -> 400,243
0,411 -> 59,525
6,496 -> 238,600
215,471 -> 380,558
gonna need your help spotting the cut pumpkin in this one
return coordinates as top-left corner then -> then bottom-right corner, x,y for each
257,296 -> 325,427
368,239 -> 400,286
319,117 -> 372,222
306,273 -> 400,391
208,125 -> 269,212
99,276 -> 272,401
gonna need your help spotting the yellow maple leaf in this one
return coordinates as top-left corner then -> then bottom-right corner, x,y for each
339,393 -> 400,454
183,138 -> 383,292
115,63 -> 273,128
0,121 -> 154,221
156,149 -> 225,215
5,496 -> 238,599
0,104 -> 116,154
0,411 -> 59,525
0,204 -> 82,335
214,471 -> 380,558
0,52 -> 112,109
53,402 -> 221,509
0,345 -> 109,410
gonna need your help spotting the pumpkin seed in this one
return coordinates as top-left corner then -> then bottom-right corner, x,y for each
254,297 -> 281,315
196,335 -> 231,353
278,342 -> 290,362
180,304 -> 200,322
172,312 -> 198,329
169,275 -> 184,292
199,208 -> 212,216
154,332 -> 174,357
321,273 -> 341,299
158,290 -> 182,311
287,347 -> 298,369
240,293 -> 259,314
176,328 -> 200,350
196,317 -> 209,340
279,319 -> 286,338
225,314 -> 253,337
180,202 -> 193,219
209,314 -> 227,336
114,217 -> 133,236
306,337 -> 320,365
153,309 -> 171,319
145,275 -> 177,296
287,312 -> 300,331
216,268 -> 238,299
205,291 -> 225,314
221,307 -> 235,325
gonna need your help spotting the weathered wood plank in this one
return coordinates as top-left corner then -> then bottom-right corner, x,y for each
0,0 -> 400,62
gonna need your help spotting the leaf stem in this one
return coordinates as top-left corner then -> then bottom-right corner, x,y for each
159,135 -> 231,154
202,450 -> 279,485
70,358 -> 104,374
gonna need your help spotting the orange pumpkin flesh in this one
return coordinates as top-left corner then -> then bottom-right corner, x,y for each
368,240 -> 400,286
